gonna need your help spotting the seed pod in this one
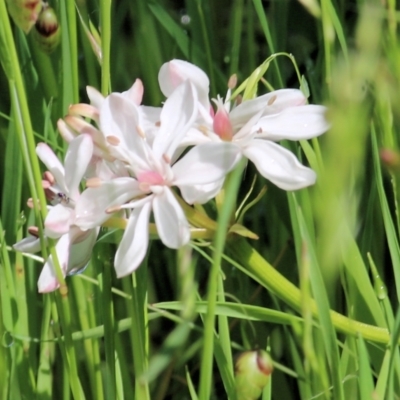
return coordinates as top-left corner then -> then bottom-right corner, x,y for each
235,350 -> 273,400
32,3 -> 61,54
5,0 -> 42,33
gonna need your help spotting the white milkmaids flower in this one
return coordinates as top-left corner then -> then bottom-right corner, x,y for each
14,135 -> 98,293
75,81 -> 240,277
159,59 -> 329,191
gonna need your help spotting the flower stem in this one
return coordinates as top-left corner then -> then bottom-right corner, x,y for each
227,237 -> 391,344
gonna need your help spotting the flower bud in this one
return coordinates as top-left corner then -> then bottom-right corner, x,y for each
212,99 -> 233,141
235,350 -> 273,400
32,4 -> 61,54
6,0 -> 42,33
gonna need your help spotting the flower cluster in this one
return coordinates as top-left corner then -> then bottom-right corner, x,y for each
14,60 -> 329,293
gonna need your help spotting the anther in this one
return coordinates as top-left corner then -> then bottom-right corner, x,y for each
106,205 -> 122,214
107,135 -> 120,146
137,125 -> 146,138
162,154 -> 171,164
86,177 -> 102,188
28,226 -> 39,237
267,95 -> 277,106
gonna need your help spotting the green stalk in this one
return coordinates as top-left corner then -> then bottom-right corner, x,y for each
227,238 -> 391,344
198,160 -> 245,400
100,0 -> 112,95
124,266 -> 150,400
98,249 -> 116,399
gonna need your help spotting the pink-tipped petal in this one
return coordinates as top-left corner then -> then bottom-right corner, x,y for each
122,79 -> 144,105
158,59 -> 210,107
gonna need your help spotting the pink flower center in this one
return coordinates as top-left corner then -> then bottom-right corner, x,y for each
212,100 -> 233,141
137,171 -> 165,192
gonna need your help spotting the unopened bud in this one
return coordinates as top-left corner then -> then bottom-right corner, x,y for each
228,74 -> 238,90
212,99 -> 233,141
380,148 -> 400,170
235,350 -> 273,400
32,3 -> 61,54
6,0 -> 42,33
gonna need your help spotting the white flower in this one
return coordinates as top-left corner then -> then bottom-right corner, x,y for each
159,59 -> 329,191
75,81 -> 240,276
14,135 -> 98,293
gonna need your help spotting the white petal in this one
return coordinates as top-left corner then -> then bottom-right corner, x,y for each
114,202 -> 152,277
37,233 -> 71,293
253,105 -> 329,141
67,227 -> 98,275
75,178 -> 142,229
153,187 -> 190,248
100,93 -> 142,152
229,89 -> 307,131
153,81 -> 198,160
36,143 -> 67,193
45,204 -> 74,238
86,86 -> 105,109
122,79 -> 144,105
173,142 -> 242,186
179,178 -> 224,204
57,119 -> 77,143
158,59 -> 210,107
13,236 -> 41,253
243,140 -> 316,190
178,127 -> 218,148
64,134 -> 93,200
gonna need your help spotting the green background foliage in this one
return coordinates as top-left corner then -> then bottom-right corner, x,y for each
1,0 -> 400,399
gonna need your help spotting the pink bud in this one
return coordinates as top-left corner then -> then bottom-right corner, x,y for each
213,100 -> 233,141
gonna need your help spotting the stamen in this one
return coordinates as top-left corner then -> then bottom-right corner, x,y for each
163,154 -> 171,164
41,180 -> 51,189
267,95 -> 277,106
28,226 -> 39,237
155,121 -> 161,127
139,182 -> 151,192
106,205 -> 121,214
199,125 -> 209,135
107,135 -> 120,146
43,171 -> 55,185
137,125 -> 146,138
86,177 -> 102,188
